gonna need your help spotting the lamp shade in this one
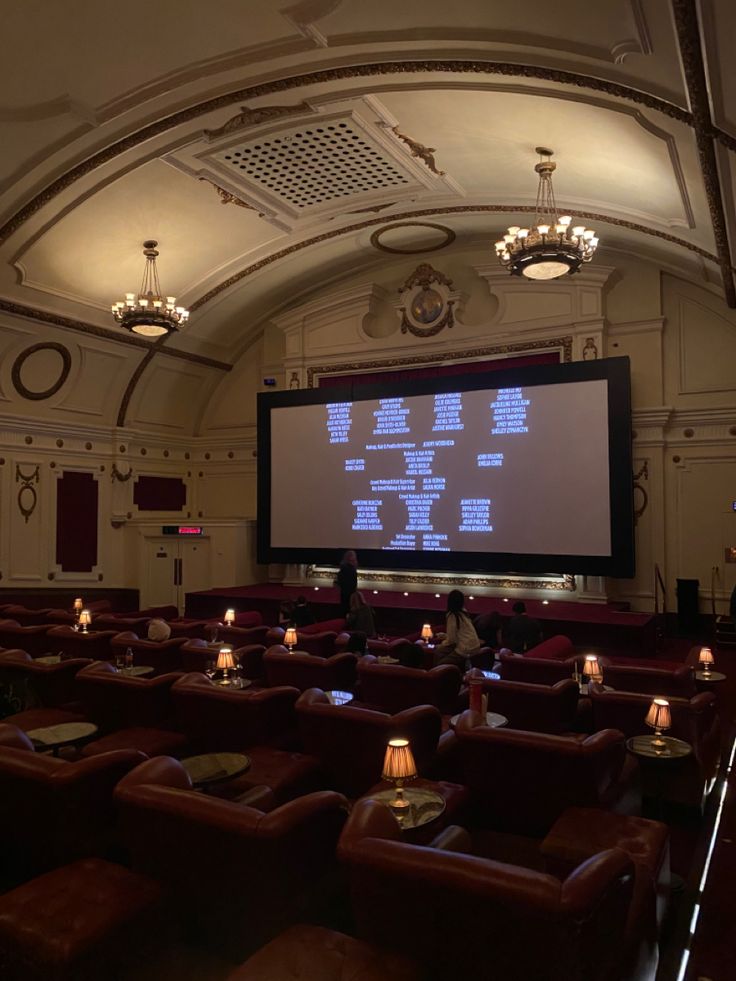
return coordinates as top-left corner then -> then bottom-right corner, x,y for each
381,738 -> 418,783
699,647 -> 714,667
645,698 -> 671,732
78,610 -> 92,627
582,654 -> 602,682
73,597 -> 83,612
421,624 -> 433,642
224,608 -> 236,626
284,627 -> 297,648
217,647 -> 235,671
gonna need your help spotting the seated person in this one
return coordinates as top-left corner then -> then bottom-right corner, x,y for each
346,591 -> 376,638
473,610 -> 503,649
278,599 -> 295,627
502,601 -> 543,654
147,618 -> 171,642
434,589 -> 481,670
292,595 -> 315,628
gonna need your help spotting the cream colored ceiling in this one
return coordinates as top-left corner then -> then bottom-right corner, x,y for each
1,0 -> 734,366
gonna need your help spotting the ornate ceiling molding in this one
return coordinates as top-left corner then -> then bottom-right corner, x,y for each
0,60 -> 694,249
188,202 -> 722,313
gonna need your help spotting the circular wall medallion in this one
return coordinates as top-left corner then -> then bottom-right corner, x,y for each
11,343 -> 72,401
410,287 -> 444,325
370,221 -> 455,255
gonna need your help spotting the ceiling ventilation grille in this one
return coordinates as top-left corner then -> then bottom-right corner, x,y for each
213,120 -> 411,209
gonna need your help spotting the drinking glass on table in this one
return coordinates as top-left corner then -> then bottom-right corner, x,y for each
124,647 -> 134,670
115,650 -> 125,670
205,658 -> 216,680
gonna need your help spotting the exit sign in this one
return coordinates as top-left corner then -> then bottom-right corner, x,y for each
162,525 -> 203,535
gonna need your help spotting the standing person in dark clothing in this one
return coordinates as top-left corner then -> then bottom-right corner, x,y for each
336,550 -> 358,616
292,595 -> 315,628
502,601 -> 543,654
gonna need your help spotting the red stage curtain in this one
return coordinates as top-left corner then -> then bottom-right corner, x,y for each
317,351 -> 560,388
56,471 -> 98,572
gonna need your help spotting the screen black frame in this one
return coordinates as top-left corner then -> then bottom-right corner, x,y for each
257,356 -> 634,577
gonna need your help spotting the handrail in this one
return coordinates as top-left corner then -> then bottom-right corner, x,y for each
654,563 -> 667,616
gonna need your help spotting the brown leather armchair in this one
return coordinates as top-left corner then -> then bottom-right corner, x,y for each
264,648 -> 358,692
589,686 -> 720,809
296,688 -> 445,798
266,626 -> 340,658
0,605 -> 55,625
46,624 -> 119,661
601,662 -> 696,699
108,630 -> 187,674
454,711 -> 639,836
0,650 -> 91,729
179,638 -> 266,679
220,624 -> 270,648
114,755 -> 348,958
499,651 -> 580,685
336,800 -> 643,981
357,656 -> 462,714
0,736 -> 145,880
462,677 -> 581,734
74,661 -> 186,758
171,673 -> 318,802
0,619 -> 54,658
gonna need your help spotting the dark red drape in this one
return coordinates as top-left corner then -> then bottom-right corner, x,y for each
317,351 -> 560,388
56,471 -> 98,572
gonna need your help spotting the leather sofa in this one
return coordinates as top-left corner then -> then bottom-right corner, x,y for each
296,688 -> 446,798
336,799 -> 642,981
0,724 -> 145,880
114,755 -> 348,958
0,649 -> 89,714
589,686 -> 721,809
453,711 -> 639,836
357,656 -> 462,714
264,647 -> 358,692
171,673 -> 318,802
74,661 -> 186,758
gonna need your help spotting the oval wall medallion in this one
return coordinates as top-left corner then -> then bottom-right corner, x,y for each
370,221 -> 455,255
11,342 -> 72,401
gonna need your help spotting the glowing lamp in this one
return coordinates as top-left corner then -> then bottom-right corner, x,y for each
645,698 -> 671,751
284,627 -> 297,652
381,738 -> 417,816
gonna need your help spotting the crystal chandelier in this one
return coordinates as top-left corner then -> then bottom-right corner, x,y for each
495,148 -> 599,281
112,240 -> 189,337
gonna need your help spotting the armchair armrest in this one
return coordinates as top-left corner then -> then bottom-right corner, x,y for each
430,825 -> 472,854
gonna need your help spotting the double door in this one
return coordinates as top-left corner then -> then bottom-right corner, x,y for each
143,537 -> 211,614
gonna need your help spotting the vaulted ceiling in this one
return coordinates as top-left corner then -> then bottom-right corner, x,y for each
2,0 -> 736,372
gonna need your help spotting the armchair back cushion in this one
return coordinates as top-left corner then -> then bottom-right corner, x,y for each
357,658 -> 461,714
264,649 -> 358,693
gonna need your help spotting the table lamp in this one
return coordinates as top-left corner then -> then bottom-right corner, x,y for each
582,654 -> 603,686
699,647 -> 714,677
284,627 -> 297,652
224,608 -> 236,628
216,646 -> 235,685
381,738 -> 417,816
421,624 -> 433,644
645,697 -> 671,751
78,609 -> 92,634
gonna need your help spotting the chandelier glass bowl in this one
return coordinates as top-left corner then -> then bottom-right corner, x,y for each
495,148 -> 599,280
112,241 -> 189,337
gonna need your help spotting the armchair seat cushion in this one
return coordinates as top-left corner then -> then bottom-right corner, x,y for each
209,746 -> 322,805
227,924 -> 420,981
80,727 -> 187,759
0,858 -> 163,981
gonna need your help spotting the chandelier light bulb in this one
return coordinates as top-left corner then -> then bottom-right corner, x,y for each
112,241 -> 189,337
495,150 -> 600,280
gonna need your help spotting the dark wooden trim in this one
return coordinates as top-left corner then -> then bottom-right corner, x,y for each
671,0 -> 736,307
0,586 -> 139,611
116,342 -> 161,428
11,342 -> 72,400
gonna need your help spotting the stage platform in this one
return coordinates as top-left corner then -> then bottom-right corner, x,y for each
186,583 -> 657,654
